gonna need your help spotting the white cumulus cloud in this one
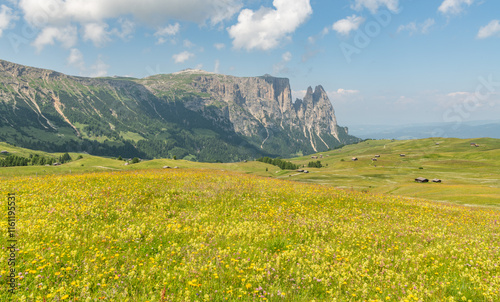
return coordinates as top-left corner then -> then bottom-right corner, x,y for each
438,0 -> 474,15
112,18 -> 135,40
67,48 -> 85,70
183,39 -> 195,48
83,23 -> 110,47
155,23 -> 180,36
0,5 -> 18,37
292,90 -> 307,101
17,0 -> 242,50
18,0 -> 242,26
397,18 -> 435,35
228,0 -> 312,51
90,55 -> 109,77
67,48 -> 112,77
273,51 -> 292,74
282,51 -> 292,62
477,20 -> 500,39
325,89 -> 363,109
439,90 -> 499,109
154,23 -> 180,44
172,51 -> 194,63
214,43 -> 225,50
335,88 -> 360,95
33,25 -> 78,52
351,0 -> 399,14
447,91 -> 470,97
332,15 -> 365,36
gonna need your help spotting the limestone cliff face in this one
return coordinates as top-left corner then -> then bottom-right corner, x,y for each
295,85 -> 343,151
186,75 -> 293,136
162,72 -> 358,153
0,60 -> 359,160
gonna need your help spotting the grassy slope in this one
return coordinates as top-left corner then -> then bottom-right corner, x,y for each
283,137 -> 500,207
2,169 -> 499,301
1,137 -> 499,207
0,142 -> 282,178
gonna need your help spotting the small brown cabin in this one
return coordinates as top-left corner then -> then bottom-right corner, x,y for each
415,177 -> 428,183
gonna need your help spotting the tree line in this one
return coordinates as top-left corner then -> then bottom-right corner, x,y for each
307,160 -> 323,168
256,157 -> 299,170
0,153 -> 73,167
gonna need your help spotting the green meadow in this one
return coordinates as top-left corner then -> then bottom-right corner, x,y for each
285,138 -> 500,208
1,137 -> 499,207
0,138 -> 499,301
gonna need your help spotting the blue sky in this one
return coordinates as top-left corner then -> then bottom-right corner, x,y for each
0,0 -> 499,127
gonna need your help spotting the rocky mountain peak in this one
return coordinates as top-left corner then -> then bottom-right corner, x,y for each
305,86 -> 314,95
313,85 -> 326,96
0,59 -> 359,161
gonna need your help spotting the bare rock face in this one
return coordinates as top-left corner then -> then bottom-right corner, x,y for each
295,86 -> 337,148
163,73 -> 358,153
0,60 -> 359,160
187,75 -> 292,136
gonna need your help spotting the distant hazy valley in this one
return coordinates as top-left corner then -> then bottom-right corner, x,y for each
349,120 -> 500,140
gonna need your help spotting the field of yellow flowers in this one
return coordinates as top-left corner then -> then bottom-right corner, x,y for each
1,169 -> 499,301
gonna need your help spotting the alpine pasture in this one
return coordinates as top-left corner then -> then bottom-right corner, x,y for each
1,166 -> 499,301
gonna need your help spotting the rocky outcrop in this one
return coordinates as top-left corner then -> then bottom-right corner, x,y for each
154,71 -> 357,152
0,60 -> 359,161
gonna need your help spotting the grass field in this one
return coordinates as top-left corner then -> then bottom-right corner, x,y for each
284,137 -> 500,208
1,169 -> 499,301
1,138 -> 500,301
1,138 -> 499,207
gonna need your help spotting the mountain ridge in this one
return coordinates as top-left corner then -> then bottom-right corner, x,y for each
0,59 -> 359,161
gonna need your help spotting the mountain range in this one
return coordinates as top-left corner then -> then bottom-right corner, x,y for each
0,60 -> 359,162
350,121 -> 500,140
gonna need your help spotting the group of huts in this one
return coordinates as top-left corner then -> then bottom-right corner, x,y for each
311,154 -> 328,159
415,177 -> 442,183
348,152 -> 444,183
414,142 -> 483,183
351,153 -> 405,162
345,141 -> 485,184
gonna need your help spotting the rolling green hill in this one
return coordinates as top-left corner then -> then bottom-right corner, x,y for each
282,137 -> 500,207
1,137 -> 499,207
